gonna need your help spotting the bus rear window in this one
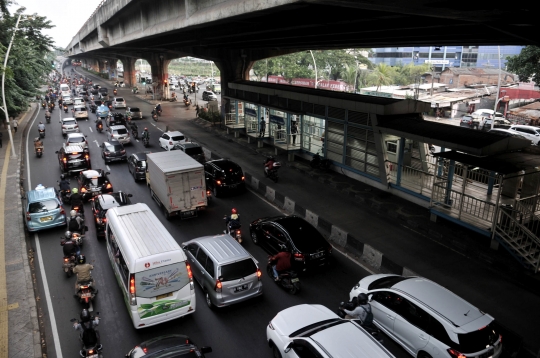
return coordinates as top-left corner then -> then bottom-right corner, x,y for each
135,262 -> 190,298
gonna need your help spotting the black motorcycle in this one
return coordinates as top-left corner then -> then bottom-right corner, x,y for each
131,123 -> 138,139
264,158 -> 281,183
64,105 -> 68,113
39,129 -> 45,138
310,151 -> 331,171
70,312 -> 103,358
223,216 -> 242,243
142,136 -> 149,147
267,256 -> 300,294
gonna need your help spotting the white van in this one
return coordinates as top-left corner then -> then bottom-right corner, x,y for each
105,203 -> 196,328
60,84 -> 70,93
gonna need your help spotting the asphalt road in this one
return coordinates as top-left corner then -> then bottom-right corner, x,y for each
27,71 -> 409,358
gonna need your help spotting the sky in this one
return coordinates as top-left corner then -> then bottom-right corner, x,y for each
10,0 -> 103,48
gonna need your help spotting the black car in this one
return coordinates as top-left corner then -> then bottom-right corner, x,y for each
77,169 -> 113,201
172,142 -> 206,164
459,115 -> 476,129
91,192 -> 132,237
126,334 -> 212,358
56,145 -> 91,175
107,112 -> 125,127
90,85 -> 99,95
101,140 -> 127,163
204,159 -> 245,197
127,152 -> 150,181
90,100 -> 102,113
249,216 -> 333,272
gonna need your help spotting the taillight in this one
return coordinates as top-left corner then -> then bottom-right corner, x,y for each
215,279 -> 222,292
294,253 -> 305,261
257,269 -> 262,280
104,151 -> 110,156
88,350 -> 94,355
81,188 -> 87,193
186,262 -> 193,280
105,183 -> 112,189
64,258 -> 69,263
85,154 -> 89,159
447,349 -> 466,358
26,212 -> 31,221
63,158 -> 67,163
129,274 -> 137,305
241,176 -> 245,181
216,180 -> 221,185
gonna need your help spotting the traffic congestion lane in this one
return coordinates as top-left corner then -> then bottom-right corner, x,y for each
29,103 -> 409,357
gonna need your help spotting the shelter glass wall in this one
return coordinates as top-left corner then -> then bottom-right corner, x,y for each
302,115 -> 325,154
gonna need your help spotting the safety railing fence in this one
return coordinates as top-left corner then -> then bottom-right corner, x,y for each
245,117 -> 258,133
431,182 -> 497,222
514,197 -> 540,235
387,161 -> 435,196
225,113 -> 244,126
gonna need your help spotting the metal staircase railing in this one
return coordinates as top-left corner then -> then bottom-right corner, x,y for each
494,208 -> 540,273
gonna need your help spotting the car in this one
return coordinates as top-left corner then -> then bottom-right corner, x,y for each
126,106 -> 142,119
202,90 -> 218,101
56,145 -> 91,175
77,169 -> 113,201
127,152 -> 149,181
182,234 -> 263,308
125,334 -> 212,358
459,115 -> 475,128
73,104 -> 88,119
90,100 -> 102,113
250,215 -> 332,271
98,87 -> 108,95
112,97 -> 126,109
101,140 -> 127,163
106,113 -> 126,127
90,86 -> 99,95
471,109 -> 504,121
508,125 -> 540,145
59,117 -> 80,137
65,133 -> 88,149
203,159 -> 245,197
267,304 -> 395,358
96,104 -> 109,119
73,97 -> 85,106
158,131 -> 186,151
479,117 -> 511,131
62,95 -> 73,105
349,274 -> 503,358
171,142 -> 206,164
91,191 -> 132,237
24,185 -> 67,232
107,124 -> 130,144
488,128 -> 533,143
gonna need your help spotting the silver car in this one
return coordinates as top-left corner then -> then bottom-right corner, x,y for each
60,117 -> 79,137
107,125 -> 131,145
182,235 -> 263,309
126,107 -> 142,119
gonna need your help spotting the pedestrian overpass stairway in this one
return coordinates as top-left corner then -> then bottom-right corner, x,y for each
494,208 -> 540,273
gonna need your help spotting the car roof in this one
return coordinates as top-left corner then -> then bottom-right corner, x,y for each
98,192 -> 129,209
180,142 -> 201,149
110,125 -> 127,130
67,133 -> 84,138
62,117 -> 76,122
27,186 -> 57,203
391,277 -> 484,327
81,169 -> 103,178
164,131 -> 184,136
511,124 -> 540,130
64,145 -> 85,153
208,159 -> 240,170
114,97 -> 124,100
272,304 -> 339,336
186,235 -> 252,264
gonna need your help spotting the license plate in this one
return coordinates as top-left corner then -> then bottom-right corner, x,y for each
181,210 -> 196,218
40,216 -> 53,222
72,162 -> 81,167
156,292 -> 173,300
81,292 -> 92,298
234,284 -> 248,292
87,355 -> 98,358
291,278 -> 300,283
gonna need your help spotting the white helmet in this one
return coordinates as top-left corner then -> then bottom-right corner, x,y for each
70,210 -> 77,217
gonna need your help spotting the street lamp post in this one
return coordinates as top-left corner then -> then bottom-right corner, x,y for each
309,50 -> 318,89
491,46 -> 502,130
1,13 -> 25,159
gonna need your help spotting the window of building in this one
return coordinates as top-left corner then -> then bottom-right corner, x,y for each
345,125 -> 379,178
301,115 -> 325,154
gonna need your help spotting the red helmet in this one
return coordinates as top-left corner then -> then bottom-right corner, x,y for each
231,208 -> 237,214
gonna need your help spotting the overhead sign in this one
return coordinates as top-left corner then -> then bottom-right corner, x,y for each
245,108 -> 257,117
425,60 -> 450,65
269,114 -> 285,125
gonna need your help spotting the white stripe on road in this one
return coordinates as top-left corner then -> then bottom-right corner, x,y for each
157,127 -> 163,132
106,165 -> 111,171
89,127 -> 93,133
94,140 -> 100,147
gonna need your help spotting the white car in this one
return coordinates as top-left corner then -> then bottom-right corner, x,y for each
508,125 -> 540,145
159,131 -> 186,151
73,105 -> 88,119
112,97 -> 126,109
62,95 -> 73,105
349,274 -> 502,358
73,97 -> 84,106
60,117 -> 79,137
267,304 -> 395,358
65,133 -> 88,149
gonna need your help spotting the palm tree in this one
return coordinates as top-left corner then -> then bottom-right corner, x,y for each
370,63 -> 395,91
342,63 -> 358,92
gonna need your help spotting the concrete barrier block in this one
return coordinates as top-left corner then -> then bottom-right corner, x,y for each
362,244 -> 383,269
251,176 -> 259,190
265,186 -> 275,202
283,197 -> 295,214
305,210 -> 318,228
330,226 -> 347,247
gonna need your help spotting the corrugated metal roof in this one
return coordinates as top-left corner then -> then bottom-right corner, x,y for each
375,115 -> 530,156
147,151 -> 202,173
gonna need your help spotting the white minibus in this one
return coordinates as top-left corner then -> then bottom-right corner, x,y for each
105,203 -> 196,328
60,83 -> 70,93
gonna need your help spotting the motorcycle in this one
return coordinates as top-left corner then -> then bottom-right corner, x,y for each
39,129 -> 45,138
96,122 -> 103,133
183,98 -> 191,107
64,105 -> 68,113
131,124 -> 138,139
267,256 -> 300,294
310,151 -> 331,171
41,102 -> 46,109
70,312 -> 103,357
170,96 -> 178,102
113,89 -> 117,96
59,188 -> 71,204
62,254 -> 77,277
75,279 -> 97,309
264,159 -> 281,183
45,114 -> 51,124
155,107 -> 162,116
132,88 -> 139,94
151,111 -> 158,122
223,216 -> 242,243
142,136 -> 149,148
35,146 -> 43,158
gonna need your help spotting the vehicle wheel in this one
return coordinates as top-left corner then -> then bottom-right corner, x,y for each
132,170 -> 137,181
212,186 -> 219,198
205,292 -> 214,309
418,353 -> 433,358
272,343 -> 282,358
290,282 -> 300,295
65,270 -> 72,278
250,231 -> 259,245
162,204 -> 171,221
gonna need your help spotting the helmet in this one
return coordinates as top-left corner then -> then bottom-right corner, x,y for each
72,188 -> 78,194
357,293 -> 369,305
80,309 -> 90,323
64,231 -> 72,240
144,128 -> 148,131
39,121 -> 43,124
77,255 -> 86,265
70,210 -> 77,217
34,138 -> 39,142
60,174 -> 65,180
231,208 -> 237,214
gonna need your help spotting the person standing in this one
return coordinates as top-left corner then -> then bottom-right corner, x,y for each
259,117 -> 266,138
11,118 -> 18,133
291,121 -> 298,145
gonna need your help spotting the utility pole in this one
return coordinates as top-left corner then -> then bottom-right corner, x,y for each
491,46 -> 502,130
1,13 -> 25,159
309,50 -> 318,89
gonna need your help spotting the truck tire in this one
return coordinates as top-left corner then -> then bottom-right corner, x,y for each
162,204 -> 171,221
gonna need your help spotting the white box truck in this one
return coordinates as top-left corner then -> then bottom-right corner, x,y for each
147,151 -> 208,219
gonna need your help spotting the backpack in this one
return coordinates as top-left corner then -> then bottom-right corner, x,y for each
360,305 -> 374,326
68,218 -> 80,232
80,322 -> 98,347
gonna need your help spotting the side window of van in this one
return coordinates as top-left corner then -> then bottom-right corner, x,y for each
107,227 -> 129,287
205,259 -> 215,278
185,244 -> 198,256
195,248 -> 208,268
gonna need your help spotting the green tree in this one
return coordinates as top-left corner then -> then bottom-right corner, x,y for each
367,63 -> 396,90
506,46 -> 540,84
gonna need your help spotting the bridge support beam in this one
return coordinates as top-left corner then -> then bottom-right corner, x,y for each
148,55 -> 172,100
119,57 -> 136,87
97,59 -> 106,74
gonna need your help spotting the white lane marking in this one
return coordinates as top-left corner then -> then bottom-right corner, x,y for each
106,165 -> 111,171
89,127 -> 93,133
157,127 -> 163,132
151,123 -> 156,127
26,106 -> 64,358
136,139 -> 139,142
94,140 -> 100,147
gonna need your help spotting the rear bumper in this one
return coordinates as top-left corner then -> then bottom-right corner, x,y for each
26,216 -> 66,232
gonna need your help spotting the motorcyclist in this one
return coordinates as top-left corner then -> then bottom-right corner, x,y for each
270,248 -> 292,281
142,128 -> 150,141
73,309 -> 101,349
183,93 -> 189,101
34,138 -> 44,153
45,110 -> 51,119
342,293 -> 374,327
59,174 -> 71,196
72,255 -> 97,295
264,156 -> 276,175
96,118 -> 103,131
67,209 -> 85,233
155,103 -> 162,113
62,231 -> 80,257
38,122 -> 46,134
225,208 -> 240,233
70,188 -> 84,213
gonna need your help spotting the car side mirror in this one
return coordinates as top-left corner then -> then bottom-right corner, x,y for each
127,194 -> 133,197
200,347 -> 212,354
55,151 -> 59,154
284,342 -> 293,353
368,294 -> 373,302
106,172 -> 111,175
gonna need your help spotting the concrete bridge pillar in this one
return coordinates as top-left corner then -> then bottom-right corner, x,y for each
97,59 -> 106,74
148,55 -> 172,100
118,57 -> 136,87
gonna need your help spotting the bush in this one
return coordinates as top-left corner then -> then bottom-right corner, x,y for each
198,108 -> 221,125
